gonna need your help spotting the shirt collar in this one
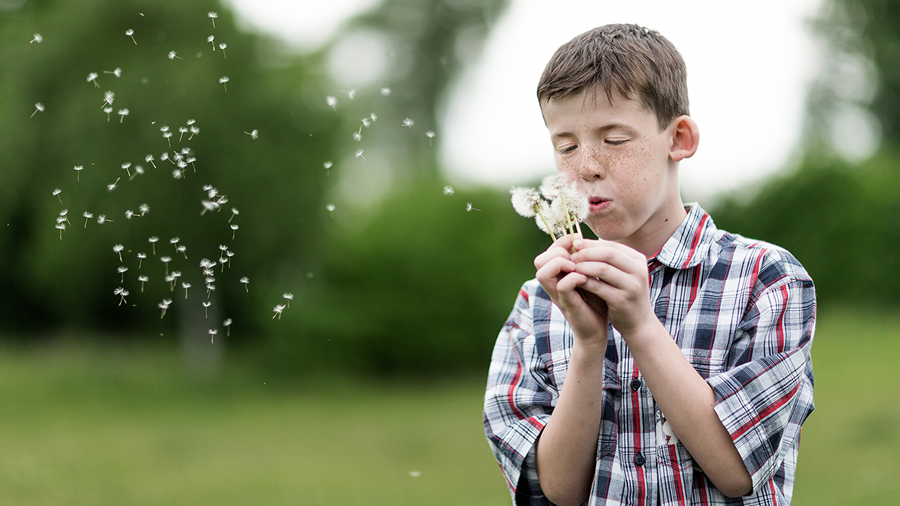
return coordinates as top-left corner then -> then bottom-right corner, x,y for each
651,203 -> 716,270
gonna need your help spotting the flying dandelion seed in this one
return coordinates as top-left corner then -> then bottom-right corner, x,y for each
177,244 -> 187,259
31,102 -> 45,118
116,287 -> 130,306
158,299 -> 172,318
52,188 -> 62,203
325,204 -> 336,217
283,293 -> 293,308
113,244 -> 124,262
168,51 -> 182,60
355,149 -> 366,161
189,125 -> 200,140
208,11 -> 218,28
272,304 -> 286,320
443,185 -> 454,195
326,95 -> 337,110
107,177 -> 120,192
104,68 -> 122,78
218,76 -> 229,91
207,35 -> 215,50
30,33 -> 42,44
117,265 -> 128,283
402,118 -> 414,128
426,130 -> 436,146
125,29 -> 137,44
87,72 -> 99,87
139,203 -> 150,216
73,165 -> 84,182
240,276 -> 249,292
145,154 -> 156,168
118,109 -> 129,123
178,126 -> 188,141
96,214 -> 111,225
58,209 -> 70,225
466,202 -> 481,212
161,256 -> 172,275
101,91 -> 114,108
323,161 -> 332,175
223,318 -> 232,336
245,129 -> 258,139
148,236 -> 159,255
137,252 -> 146,268
103,107 -> 112,121
82,211 -> 93,228
380,87 -> 391,96
352,130 -> 362,142
121,163 -> 132,178
218,43 -> 227,58
230,223 -> 238,239
55,223 -> 66,240
138,275 -> 148,292
208,328 -> 217,344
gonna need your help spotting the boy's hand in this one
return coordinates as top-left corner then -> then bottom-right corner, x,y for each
569,239 -> 655,337
534,235 -> 609,346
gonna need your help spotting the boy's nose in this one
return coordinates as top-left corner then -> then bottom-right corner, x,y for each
579,146 -> 606,180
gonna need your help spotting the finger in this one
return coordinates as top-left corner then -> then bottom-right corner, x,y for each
536,255 -> 577,284
534,240 -> 575,271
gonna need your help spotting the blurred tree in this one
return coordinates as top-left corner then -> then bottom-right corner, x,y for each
0,0 -> 339,341
320,0 -> 509,179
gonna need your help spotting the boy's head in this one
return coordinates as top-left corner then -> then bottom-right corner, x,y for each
537,23 -> 689,131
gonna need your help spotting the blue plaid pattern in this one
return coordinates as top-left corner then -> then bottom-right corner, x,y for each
484,204 -> 816,505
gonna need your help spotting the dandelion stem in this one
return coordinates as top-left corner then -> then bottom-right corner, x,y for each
534,205 -> 558,241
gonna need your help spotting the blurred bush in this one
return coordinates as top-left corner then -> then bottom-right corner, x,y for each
262,178 -> 550,376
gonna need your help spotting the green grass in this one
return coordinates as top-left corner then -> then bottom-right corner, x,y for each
0,307 -> 896,505
792,308 -> 900,505
0,343 -> 510,505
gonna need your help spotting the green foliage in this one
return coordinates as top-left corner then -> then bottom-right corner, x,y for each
262,179 -> 550,376
712,148 -> 900,308
0,0 -> 338,338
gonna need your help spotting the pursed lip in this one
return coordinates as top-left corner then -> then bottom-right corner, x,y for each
588,196 -> 611,211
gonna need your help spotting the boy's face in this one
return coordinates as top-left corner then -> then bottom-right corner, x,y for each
541,90 -> 686,248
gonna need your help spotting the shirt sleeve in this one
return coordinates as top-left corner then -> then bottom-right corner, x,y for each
707,255 -> 816,494
483,283 -> 555,506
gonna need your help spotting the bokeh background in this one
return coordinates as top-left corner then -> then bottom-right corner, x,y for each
1,0 -> 898,504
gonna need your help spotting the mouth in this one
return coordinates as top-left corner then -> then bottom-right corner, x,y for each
588,196 -> 611,211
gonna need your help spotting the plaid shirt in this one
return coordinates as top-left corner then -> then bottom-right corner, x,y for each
484,204 -> 816,506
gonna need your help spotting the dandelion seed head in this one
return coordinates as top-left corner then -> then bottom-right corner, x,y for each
219,43 -> 227,50
31,33 -> 43,43
240,276 -> 249,284
539,174 -> 564,199
34,102 -> 45,112
96,214 -> 109,224
125,29 -> 134,36
426,130 -> 435,139
118,266 -> 128,274
112,68 -> 122,77
104,91 -> 115,104
248,129 -> 258,139
510,187 -> 542,218
323,161 -> 332,169
83,211 -> 94,219
103,106 -> 113,114
207,35 -> 215,43
380,87 -> 391,96
326,95 -> 337,109
138,275 -> 149,282
355,149 -> 365,159
443,185 -> 454,195
87,72 -> 98,82
218,76 -> 229,84
326,204 -> 335,212
137,252 -> 146,259
402,118 -> 414,128
52,188 -> 61,196
352,131 -> 361,142
208,11 -> 218,19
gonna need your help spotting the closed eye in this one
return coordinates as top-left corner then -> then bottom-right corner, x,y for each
605,139 -> 627,146
559,145 -> 577,154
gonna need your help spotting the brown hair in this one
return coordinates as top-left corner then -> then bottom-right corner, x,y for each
537,24 -> 689,130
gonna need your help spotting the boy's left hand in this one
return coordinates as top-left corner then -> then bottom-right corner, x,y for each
570,239 -> 655,336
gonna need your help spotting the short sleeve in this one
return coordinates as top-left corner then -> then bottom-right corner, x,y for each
707,269 -> 816,494
483,282 -> 555,506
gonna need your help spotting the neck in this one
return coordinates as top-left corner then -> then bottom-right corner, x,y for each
620,198 -> 687,259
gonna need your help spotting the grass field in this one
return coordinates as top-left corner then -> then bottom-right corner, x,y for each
0,308 -> 897,505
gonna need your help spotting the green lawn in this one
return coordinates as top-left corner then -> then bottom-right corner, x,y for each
0,307 -> 897,505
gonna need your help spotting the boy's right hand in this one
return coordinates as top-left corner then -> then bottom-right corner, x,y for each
534,235 -> 609,347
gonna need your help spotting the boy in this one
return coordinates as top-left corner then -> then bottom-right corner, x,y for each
484,24 -> 815,506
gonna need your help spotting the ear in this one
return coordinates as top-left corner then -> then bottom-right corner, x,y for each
668,116 -> 699,162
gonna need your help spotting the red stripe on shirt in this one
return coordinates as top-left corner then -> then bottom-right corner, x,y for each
681,212 -> 709,269
732,381 -> 801,440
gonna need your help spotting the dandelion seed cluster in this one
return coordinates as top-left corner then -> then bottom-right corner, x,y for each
510,174 -> 589,240
31,8 -> 456,342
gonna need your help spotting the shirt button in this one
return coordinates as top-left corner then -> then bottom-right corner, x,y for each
630,378 -> 642,391
634,452 -> 646,466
